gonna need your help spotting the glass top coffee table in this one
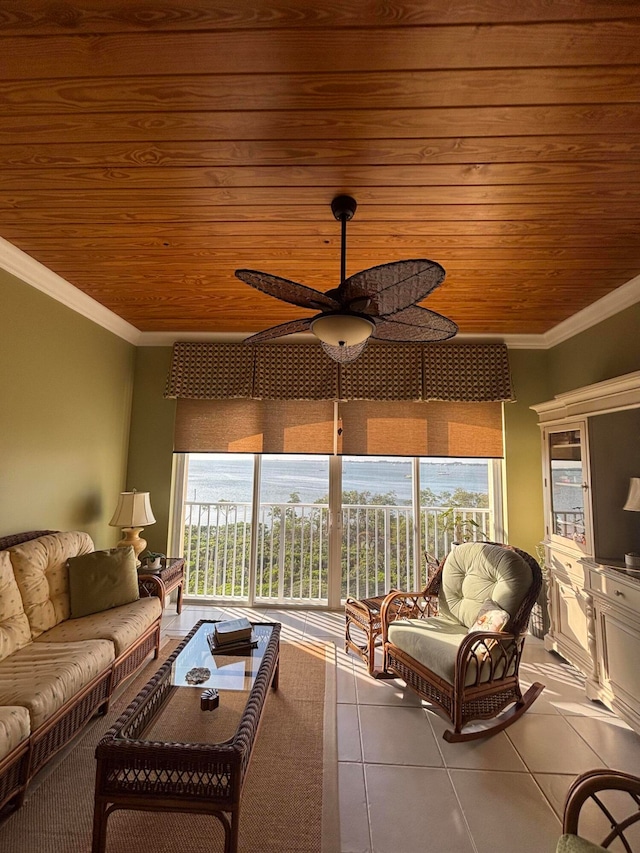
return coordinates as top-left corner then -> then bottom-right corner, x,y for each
92,620 -> 280,853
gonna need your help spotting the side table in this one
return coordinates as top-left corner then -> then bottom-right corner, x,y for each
138,557 -> 185,613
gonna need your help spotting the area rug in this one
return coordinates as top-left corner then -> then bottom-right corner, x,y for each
0,637 -> 339,853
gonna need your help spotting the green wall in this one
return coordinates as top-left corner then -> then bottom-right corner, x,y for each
0,269 -> 135,545
502,349 -> 551,557
547,302 -> 640,394
126,347 -> 176,556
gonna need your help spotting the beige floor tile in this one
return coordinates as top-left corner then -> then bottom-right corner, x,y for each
338,703 -> 362,762
263,608 -> 308,635
534,772 -> 578,819
304,611 -> 345,638
337,656 -> 358,704
359,705 -> 443,766
451,769 -> 561,853
428,714 -> 529,771
365,765 -> 475,853
354,670 -> 423,707
505,715 -> 603,774
338,762 -> 371,853
564,714 -> 640,774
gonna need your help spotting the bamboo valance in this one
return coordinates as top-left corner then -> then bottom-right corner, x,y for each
165,341 -> 513,403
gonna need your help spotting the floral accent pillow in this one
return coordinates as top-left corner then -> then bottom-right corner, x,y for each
468,599 -> 510,635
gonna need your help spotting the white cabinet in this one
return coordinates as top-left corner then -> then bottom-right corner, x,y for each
537,420 -> 596,675
532,371 -> 640,733
585,561 -> 640,734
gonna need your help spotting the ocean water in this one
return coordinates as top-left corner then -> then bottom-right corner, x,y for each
186,455 -> 490,506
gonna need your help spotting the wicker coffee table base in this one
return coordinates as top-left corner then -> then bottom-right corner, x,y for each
92,621 -> 280,853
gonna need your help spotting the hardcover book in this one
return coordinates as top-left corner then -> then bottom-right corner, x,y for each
206,632 -> 257,655
213,617 -> 252,645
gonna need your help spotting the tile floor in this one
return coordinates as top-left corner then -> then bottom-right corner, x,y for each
163,602 -> 640,853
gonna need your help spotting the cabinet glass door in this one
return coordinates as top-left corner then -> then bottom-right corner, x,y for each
548,428 -> 588,547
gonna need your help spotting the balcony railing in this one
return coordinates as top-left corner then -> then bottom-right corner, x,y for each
183,500 -> 490,604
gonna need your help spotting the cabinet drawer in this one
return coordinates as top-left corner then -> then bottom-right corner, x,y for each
590,570 -> 640,613
548,549 -> 586,585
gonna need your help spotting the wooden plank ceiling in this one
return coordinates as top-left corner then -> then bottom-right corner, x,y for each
2,1 -> 640,336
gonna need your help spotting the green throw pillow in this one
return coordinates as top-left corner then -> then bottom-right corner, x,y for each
67,547 -> 139,618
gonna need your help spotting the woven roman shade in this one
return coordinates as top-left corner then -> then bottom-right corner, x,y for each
174,398 -> 336,453
338,400 -> 504,457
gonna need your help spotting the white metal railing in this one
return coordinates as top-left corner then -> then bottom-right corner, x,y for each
183,500 -> 489,604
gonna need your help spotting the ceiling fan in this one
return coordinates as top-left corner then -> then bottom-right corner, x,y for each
235,195 -> 458,363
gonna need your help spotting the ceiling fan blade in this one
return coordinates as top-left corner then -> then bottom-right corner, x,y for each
244,317 -> 314,343
235,269 -> 339,311
320,339 -> 369,363
371,306 -> 458,342
340,260 -> 446,317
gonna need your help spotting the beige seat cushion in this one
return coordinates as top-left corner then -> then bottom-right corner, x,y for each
0,551 -> 32,661
0,706 -> 30,762
438,542 -> 533,628
0,639 -> 114,730
35,596 -> 162,656
388,616 -> 516,686
8,532 -> 94,638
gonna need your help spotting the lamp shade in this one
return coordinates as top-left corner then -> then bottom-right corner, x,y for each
310,312 -> 374,347
109,491 -> 156,528
623,477 -> 640,512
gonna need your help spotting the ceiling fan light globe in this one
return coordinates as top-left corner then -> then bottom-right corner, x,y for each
310,313 -> 374,347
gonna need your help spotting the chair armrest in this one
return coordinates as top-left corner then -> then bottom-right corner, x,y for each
562,769 -> 640,843
454,630 -> 523,691
380,589 -> 439,642
138,573 -> 166,606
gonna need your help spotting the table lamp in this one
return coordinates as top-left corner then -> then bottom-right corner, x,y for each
623,477 -> 640,569
109,489 -> 156,567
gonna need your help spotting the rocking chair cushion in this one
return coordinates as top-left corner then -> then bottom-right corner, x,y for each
438,543 -> 532,628
556,835 -> 607,853
387,617 -> 515,686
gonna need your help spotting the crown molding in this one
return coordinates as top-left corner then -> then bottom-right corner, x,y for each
538,272 -> 640,348
0,236 -> 141,345
2,235 -> 639,352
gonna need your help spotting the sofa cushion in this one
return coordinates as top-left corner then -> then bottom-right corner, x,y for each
67,547 -> 139,619
35,596 -> 162,656
0,639 -> 114,730
0,706 -> 30,763
388,616 -> 516,686
438,542 -> 532,628
0,551 -> 32,661
8,532 -> 94,639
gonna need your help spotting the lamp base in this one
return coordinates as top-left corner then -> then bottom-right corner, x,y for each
116,527 -> 147,567
625,552 -> 640,569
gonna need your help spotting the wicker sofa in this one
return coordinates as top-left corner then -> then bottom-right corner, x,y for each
0,530 -> 164,811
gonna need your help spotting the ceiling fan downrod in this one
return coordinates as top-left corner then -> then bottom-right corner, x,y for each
331,195 -> 357,286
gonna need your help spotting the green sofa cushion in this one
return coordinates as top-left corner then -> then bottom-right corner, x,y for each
67,547 -> 139,619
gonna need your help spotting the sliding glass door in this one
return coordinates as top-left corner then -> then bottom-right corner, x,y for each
174,453 -> 501,608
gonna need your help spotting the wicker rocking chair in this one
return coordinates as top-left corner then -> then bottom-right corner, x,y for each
558,769 -> 640,852
381,541 -> 545,742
